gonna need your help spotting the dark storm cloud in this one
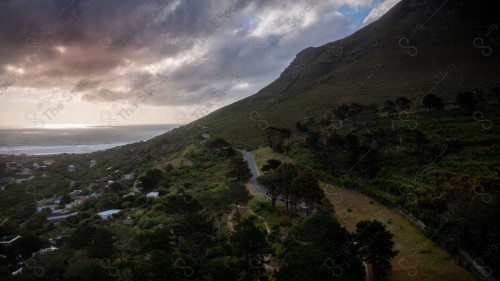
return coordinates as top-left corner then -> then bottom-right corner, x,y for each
0,0 -> 370,107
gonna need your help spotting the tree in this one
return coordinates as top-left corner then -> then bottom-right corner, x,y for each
88,227 -> 115,259
258,172 -> 281,208
277,215 -> 365,281
383,100 -> 398,116
334,104 -> 351,120
164,194 -> 203,216
139,169 -> 164,191
58,194 -> 71,205
395,96 -> 412,110
107,181 -> 125,193
231,219 -> 271,281
164,163 -> 174,173
354,220 -> 398,279
205,137 -> 235,157
423,94 -> 445,111
456,91 -> 479,113
226,182 -> 250,221
227,156 -> 252,182
275,163 -> 298,215
291,169 -> 323,215
265,127 -> 292,154
295,121 -> 309,132
262,159 -> 282,172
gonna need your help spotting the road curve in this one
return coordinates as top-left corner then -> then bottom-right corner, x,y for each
239,150 -> 270,197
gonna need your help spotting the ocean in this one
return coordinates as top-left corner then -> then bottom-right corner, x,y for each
0,124 -> 179,155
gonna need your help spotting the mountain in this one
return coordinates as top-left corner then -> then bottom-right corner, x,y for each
196,0 -> 499,148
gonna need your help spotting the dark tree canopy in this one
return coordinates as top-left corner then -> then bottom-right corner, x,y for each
423,94 -> 445,111
354,220 -> 398,278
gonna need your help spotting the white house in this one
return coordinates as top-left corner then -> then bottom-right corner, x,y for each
69,189 -> 82,196
90,160 -> 97,169
98,209 -> 121,220
121,172 -> 134,180
146,192 -> 159,198
67,164 -> 76,172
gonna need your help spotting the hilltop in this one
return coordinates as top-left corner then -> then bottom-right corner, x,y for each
196,0 -> 499,147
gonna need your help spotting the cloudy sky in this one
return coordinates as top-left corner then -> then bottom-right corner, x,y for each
0,0 -> 399,128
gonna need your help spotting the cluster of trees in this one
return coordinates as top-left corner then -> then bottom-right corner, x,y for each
331,103 -> 379,123
275,215 -> 397,281
258,163 -> 325,215
309,132 -> 381,179
265,127 -> 292,154
383,96 -> 413,115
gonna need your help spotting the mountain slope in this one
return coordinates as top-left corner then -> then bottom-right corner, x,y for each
196,0 -> 499,148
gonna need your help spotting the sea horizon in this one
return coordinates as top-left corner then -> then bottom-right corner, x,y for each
0,124 -> 180,155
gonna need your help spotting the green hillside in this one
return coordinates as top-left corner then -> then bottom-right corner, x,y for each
196,0 -> 499,147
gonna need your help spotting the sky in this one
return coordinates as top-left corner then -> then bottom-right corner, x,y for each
0,0 -> 400,128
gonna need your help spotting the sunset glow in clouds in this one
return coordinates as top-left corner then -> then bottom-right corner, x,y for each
0,0 -> 399,128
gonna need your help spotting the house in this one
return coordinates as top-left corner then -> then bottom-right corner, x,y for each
146,192 -> 159,198
121,172 -> 134,180
123,217 -> 134,225
69,189 -> 82,196
90,192 -> 101,198
37,204 -> 58,213
98,209 -> 121,220
42,159 -> 55,165
67,164 -> 76,172
89,160 -> 97,168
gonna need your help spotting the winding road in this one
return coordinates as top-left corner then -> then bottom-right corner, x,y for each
240,150 -> 270,197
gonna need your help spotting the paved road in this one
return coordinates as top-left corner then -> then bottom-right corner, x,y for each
240,150 -> 270,197
240,150 -> 295,211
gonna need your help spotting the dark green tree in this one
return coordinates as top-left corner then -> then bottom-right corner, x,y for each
227,156 -> 252,182
88,227 -> 115,258
258,172 -> 282,208
275,163 -> 298,215
139,169 -> 164,191
226,182 -> 250,221
291,169 -> 323,215
231,219 -> 271,281
354,220 -> 398,279
456,91 -> 479,113
262,159 -> 282,172
277,215 -> 365,281
395,96 -> 412,110
58,194 -> 71,205
423,94 -> 445,111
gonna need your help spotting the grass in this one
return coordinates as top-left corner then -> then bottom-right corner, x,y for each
152,143 -> 197,170
246,183 -> 292,228
321,182 -> 475,281
251,147 -> 295,175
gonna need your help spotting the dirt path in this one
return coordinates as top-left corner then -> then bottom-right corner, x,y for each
239,206 -> 271,234
227,206 -> 236,233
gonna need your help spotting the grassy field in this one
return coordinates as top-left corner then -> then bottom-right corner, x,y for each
322,183 -> 476,281
251,148 -> 476,280
246,182 -> 293,229
252,147 -> 295,175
